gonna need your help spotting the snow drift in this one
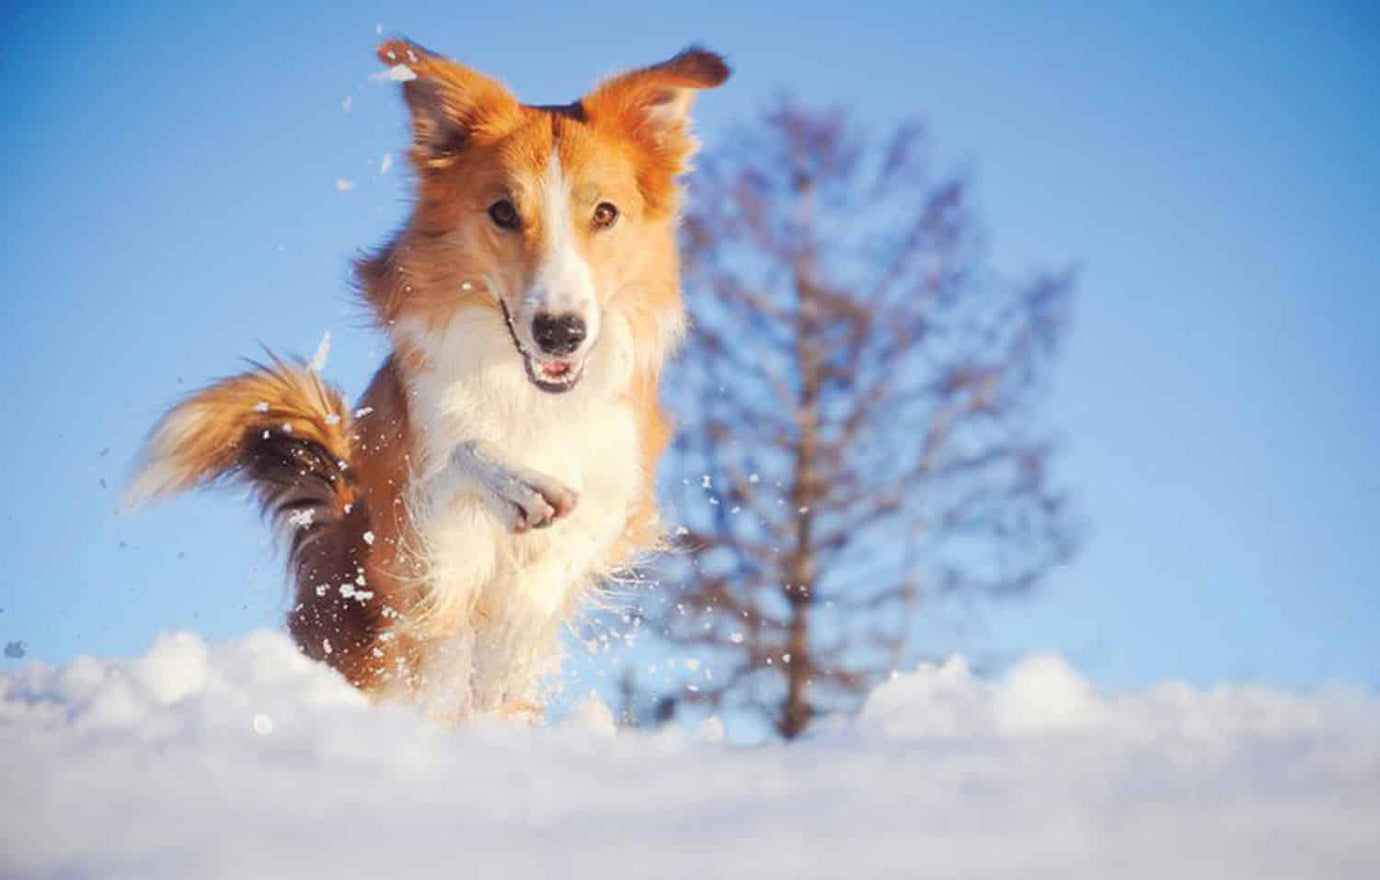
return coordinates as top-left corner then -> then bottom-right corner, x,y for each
2,631 -> 1377,879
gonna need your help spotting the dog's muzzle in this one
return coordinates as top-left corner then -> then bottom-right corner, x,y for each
500,301 -> 589,394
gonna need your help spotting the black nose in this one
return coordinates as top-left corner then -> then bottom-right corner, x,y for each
531,312 -> 587,356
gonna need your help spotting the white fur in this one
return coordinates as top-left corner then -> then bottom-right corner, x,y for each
392,296 -> 640,720
513,152 -> 600,361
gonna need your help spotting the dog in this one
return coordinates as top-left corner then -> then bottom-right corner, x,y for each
129,39 -> 728,722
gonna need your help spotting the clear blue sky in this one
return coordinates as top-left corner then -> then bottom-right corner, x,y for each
2,1 -> 1376,691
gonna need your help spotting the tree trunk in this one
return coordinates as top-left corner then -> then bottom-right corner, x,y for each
779,171 -> 821,740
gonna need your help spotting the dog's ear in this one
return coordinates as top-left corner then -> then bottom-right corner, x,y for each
582,47 -> 730,176
377,39 -> 521,169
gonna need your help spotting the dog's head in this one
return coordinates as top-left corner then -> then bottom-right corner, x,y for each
364,40 -> 729,395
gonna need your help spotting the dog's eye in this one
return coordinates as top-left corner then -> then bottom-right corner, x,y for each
592,202 -> 619,230
488,200 -> 521,231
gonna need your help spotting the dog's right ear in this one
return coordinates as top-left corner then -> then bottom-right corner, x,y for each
377,39 -> 520,169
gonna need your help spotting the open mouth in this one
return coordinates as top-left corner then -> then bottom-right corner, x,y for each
522,352 -> 585,393
499,301 -> 586,394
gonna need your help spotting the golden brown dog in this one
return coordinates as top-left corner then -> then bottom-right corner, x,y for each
130,40 -> 728,721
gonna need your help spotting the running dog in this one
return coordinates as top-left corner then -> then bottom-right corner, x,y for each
130,39 -> 729,721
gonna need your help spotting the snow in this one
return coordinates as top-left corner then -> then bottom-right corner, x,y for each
2,633 -> 1377,879
308,330 -> 331,372
372,63 -> 417,83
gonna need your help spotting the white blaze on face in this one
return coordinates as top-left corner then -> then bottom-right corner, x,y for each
521,150 -> 599,357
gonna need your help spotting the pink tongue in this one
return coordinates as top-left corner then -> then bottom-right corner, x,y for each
541,361 -> 571,377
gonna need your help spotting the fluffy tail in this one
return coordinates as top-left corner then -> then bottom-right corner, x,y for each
127,355 -> 356,556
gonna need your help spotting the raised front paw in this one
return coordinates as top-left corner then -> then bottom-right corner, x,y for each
443,442 -> 579,534
483,465 -> 578,533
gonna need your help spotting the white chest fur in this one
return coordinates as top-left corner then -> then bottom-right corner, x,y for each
394,306 -> 641,716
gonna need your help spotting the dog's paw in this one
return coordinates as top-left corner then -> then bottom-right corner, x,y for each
482,466 -> 578,533
442,442 -> 579,534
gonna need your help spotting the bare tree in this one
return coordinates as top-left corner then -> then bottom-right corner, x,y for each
631,101 -> 1077,740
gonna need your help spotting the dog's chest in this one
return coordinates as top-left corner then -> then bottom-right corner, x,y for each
499,397 -> 642,539
412,364 -> 642,578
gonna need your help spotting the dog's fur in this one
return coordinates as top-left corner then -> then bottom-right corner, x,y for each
129,40 -> 728,721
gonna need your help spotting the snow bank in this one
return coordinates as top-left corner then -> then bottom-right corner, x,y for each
2,633 -> 1376,879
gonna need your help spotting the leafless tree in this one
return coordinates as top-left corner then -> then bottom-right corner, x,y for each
627,100 -> 1077,740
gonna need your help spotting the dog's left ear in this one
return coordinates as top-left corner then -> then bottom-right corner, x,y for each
583,47 -> 730,180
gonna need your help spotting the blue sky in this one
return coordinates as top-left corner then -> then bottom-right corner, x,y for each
2,1 -> 1376,691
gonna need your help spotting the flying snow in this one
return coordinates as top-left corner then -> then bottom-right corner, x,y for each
372,64 -> 417,83
308,331 -> 332,372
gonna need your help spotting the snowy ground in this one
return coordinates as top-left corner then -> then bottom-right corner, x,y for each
2,632 -> 1377,879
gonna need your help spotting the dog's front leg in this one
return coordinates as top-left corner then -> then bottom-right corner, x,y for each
441,440 -> 578,533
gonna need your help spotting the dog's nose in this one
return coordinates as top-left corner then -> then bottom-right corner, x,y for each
531,312 -> 587,356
